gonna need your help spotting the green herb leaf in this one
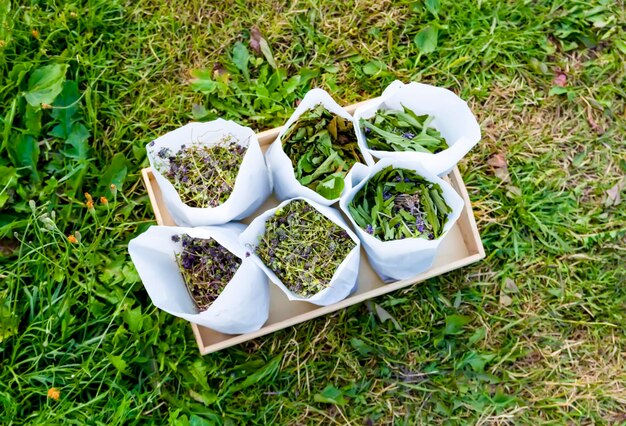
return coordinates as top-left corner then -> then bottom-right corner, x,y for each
314,385 -> 346,406
347,166 -> 451,241
232,42 -> 250,80
414,25 -> 438,54
316,173 -> 345,199
8,134 -> 39,182
425,0 -> 440,16
24,63 -> 68,107
362,60 -> 386,76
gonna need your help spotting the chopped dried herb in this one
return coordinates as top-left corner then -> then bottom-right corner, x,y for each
281,104 -> 364,200
154,136 -> 246,208
255,200 -> 355,297
348,166 -> 451,241
174,234 -> 241,311
360,106 -> 448,153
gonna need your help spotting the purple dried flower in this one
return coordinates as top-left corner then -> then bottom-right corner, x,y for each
365,224 -> 374,234
157,147 -> 170,159
395,175 -> 402,182
171,235 -> 180,243
402,132 -> 415,139
149,140 -> 155,147
245,251 -> 251,258
383,191 -> 392,200
404,178 -> 411,183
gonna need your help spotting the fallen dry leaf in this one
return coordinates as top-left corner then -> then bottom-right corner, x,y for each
499,291 -> 513,307
553,73 -> 567,87
586,107 -> 603,134
213,62 -> 227,77
488,153 -> 510,182
487,153 -> 507,168
250,27 -> 262,54
0,238 -> 18,256
605,179 -> 625,207
504,278 -> 519,293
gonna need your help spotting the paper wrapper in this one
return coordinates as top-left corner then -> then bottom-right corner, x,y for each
339,159 -> 464,281
353,81 -> 481,177
128,224 -> 270,334
265,88 -> 374,206
147,119 -> 271,226
239,197 -> 361,306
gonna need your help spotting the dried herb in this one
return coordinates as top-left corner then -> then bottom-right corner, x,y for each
348,166 -> 451,241
281,104 -> 364,200
360,106 -> 447,153
173,234 -> 241,311
255,200 -> 355,297
154,136 -> 246,208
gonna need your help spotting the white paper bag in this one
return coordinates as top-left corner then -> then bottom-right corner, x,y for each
339,159 -> 464,282
266,88 -> 374,206
353,81 -> 481,177
147,119 -> 271,226
239,197 -> 361,306
128,224 -> 270,334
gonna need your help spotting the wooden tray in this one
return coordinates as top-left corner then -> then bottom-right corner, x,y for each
140,101 -> 485,355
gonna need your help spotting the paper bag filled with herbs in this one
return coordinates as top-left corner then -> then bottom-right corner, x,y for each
266,88 -> 373,205
353,81 -> 481,177
240,198 -> 361,306
340,160 -> 464,281
147,119 -> 271,226
128,225 -> 270,334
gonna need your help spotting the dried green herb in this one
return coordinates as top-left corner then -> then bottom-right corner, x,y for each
173,234 -> 242,311
360,106 -> 447,153
348,166 -> 451,241
153,136 -> 246,207
281,104 -> 364,200
254,200 -> 355,297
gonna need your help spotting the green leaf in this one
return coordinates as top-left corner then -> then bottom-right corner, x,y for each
8,134 -> 39,181
0,305 -> 19,344
189,415 -> 214,426
350,338 -> 373,356
0,167 -> 18,209
316,173 -> 345,200
64,123 -> 90,160
100,152 -> 128,197
425,0 -> 440,16
122,306 -> 143,333
281,75 -> 301,96
549,86 -> 568,96
362,60 -> 386,76
24,104 -> 42,136
232,42 -> 250,80
468,327 -> 486,345
259,38 -> 277,69
414,26 -> 438,54
615,39 -> 626,55
374,303 -> 402,331
24,63 -> 68,107
107,354 -> 128,374
191,103 -> 213,120
229,356 -> 281,394
190,69 -> 218,94
314,385 -> 346,405
50,80 -> 80,138
444,314 -> 471,335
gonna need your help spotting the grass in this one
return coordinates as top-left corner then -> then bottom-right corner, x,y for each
1,0 -> 625,424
